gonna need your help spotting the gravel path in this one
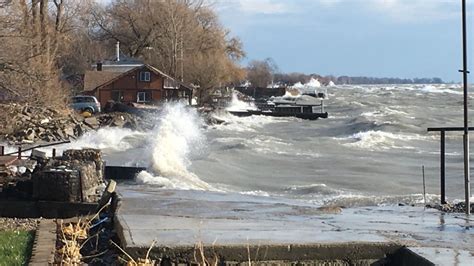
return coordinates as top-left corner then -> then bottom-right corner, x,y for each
0,217 -> 41,231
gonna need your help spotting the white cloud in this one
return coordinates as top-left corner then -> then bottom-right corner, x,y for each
216,0 -> 293,15
239,0 -> 288,14
368,0 -> 462,23
216,0 -> 468,22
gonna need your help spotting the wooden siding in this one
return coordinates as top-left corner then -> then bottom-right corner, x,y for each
95,67 -> 165,106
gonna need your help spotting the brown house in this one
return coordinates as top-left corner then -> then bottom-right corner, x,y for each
83,63 -> 193,107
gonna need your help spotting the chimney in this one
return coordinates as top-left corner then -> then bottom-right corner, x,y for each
116,41 -> 120,62
96,62 -> 103,71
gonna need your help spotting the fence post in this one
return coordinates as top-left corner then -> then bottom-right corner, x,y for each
440,131 -> 446,204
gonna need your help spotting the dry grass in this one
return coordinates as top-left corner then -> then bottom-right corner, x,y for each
112,240 -> 156,266
56,203 -> 110,265
194,241 -> 219,266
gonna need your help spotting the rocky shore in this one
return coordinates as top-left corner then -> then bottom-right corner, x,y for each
0,103 -> 154,144
426,202 -> 474,214
0,103 -> 233,146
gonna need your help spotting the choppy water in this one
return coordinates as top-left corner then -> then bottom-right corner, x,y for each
15,84 -> 474,207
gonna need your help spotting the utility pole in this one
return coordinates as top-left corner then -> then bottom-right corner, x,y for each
460,0 -> 471,215
180,33 -> 184,82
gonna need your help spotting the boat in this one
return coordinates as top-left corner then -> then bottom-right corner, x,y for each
229,93 -> 328,120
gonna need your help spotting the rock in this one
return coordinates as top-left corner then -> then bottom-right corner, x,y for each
426,202 -> 474,213
74,124 -> 84,136
25,128 -> 35,141
111,116 -> 125,127
1,103 -> 147,143
84,117 -> 99,129
317,206 -> 343,214
55,129 -> 65,140
64,126 -> 75,138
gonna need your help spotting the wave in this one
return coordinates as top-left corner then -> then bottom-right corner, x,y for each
334,84 -> 464,96
361,107 -> 409,118
18,127 -> 147,159
320,193 -> 440,208
337,130 -> 424,150
419,85 -> 462,95
210,112 -> 288,133
240,190 -> 271,197
283,184 -> 439,207
341,116 -> 385,135
136,170 -> 213,190
137,103 -> 214,190
226,92 -> 257,111
285,183 -> 342,196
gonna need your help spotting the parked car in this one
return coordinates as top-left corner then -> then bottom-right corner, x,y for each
70,96 -> 101,114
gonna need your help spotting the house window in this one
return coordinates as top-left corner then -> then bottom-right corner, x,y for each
137,91 -> 152,103
164,78 -> 178,88
140,71 -> 151,82
111,90 -> 124,102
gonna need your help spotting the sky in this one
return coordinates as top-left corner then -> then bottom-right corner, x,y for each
214,0 -> 474,82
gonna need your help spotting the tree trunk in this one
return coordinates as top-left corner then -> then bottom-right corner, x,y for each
39,0 -> 49,63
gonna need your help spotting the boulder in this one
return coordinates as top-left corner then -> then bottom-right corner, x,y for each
84,117 -> 99,129
24,128 -> 35,141
64,126 -> 75,138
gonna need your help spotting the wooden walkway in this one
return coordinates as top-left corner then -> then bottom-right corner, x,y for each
29,219 -> 56,265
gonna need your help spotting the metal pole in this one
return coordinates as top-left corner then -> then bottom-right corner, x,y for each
422,165 -> 426,205
461,0 -> 471,215
441,131 -> 446,204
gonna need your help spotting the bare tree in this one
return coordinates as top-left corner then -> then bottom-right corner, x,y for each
0,0 -> 94,108
247,58 -> 279,88
92,0 -> 245,105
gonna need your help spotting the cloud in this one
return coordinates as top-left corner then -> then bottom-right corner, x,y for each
216,0 -> 467,23
367,0 -> 461,23
239,0 -> 289,14
216,0 -> 293,15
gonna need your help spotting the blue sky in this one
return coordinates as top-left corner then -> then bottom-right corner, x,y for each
215,0 -> 474,82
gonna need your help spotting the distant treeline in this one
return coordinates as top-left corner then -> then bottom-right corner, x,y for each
272,73 -> 444,86
333,76 -> 444,85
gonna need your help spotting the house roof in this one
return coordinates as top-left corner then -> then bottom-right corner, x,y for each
83,71 -> 122,92
83,64 -> 194,92
147,65 -> 194,91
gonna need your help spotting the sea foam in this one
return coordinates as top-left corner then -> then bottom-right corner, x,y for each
136,103 -> 214,190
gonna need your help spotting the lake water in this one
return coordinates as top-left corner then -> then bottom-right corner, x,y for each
32,84 -> 474,207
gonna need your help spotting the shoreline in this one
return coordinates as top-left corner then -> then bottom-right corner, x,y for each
113,186 -> 474,264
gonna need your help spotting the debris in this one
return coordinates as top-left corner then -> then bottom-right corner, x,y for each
0,103 -> 151,144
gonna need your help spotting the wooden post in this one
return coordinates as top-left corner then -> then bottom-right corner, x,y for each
441,131 -> 446,204
52,148 -> 56,158
0,146 -> 4,156
97,180 -> 117,212
17,146 -> 22,159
